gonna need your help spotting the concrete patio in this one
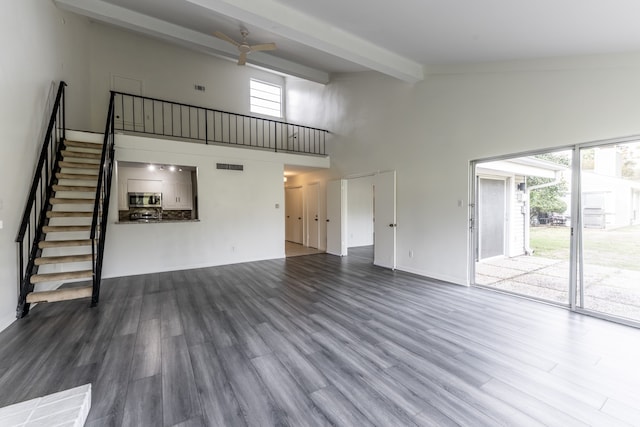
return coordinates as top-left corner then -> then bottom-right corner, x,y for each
476,255 -> 640,323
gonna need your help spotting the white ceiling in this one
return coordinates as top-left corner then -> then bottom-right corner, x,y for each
56,0 -> 640,83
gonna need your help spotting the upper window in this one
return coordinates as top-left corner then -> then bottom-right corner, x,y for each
250,79 -> 282,118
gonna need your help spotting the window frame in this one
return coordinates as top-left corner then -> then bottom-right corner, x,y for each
249,78 -> 283,119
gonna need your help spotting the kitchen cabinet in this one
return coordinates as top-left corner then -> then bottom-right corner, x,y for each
128,179 -> 162,193
162,175 -> 193,210
118,180 -> 128,210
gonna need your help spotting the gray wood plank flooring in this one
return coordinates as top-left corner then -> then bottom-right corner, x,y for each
1,251 -> 640,426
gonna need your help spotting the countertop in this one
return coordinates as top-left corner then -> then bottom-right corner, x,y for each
116,219 -> 200,224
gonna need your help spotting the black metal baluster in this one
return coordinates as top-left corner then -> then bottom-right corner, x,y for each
142,98 -> 146,133
205,110 -> 209,144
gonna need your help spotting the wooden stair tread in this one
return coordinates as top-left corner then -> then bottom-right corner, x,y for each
30,270 -> 93,284
64,140 -> 103,150
53,185 -> 97,192
43,225 -> 91,233
35,254 -> 94,265
50,198 -> 95,204
56,172 -> 99,180
61,150 -> 102,159
26,285 -> 93,303
47,211 -> 93,218
59,161 -> 100,169
39,239 -> 93,249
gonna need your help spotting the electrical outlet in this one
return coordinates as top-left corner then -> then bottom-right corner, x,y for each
409,250 -> 413,258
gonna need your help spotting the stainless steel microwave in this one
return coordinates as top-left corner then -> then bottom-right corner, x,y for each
128,192 -> 162,208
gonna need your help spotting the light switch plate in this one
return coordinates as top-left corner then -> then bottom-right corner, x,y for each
0,220 -> 3,229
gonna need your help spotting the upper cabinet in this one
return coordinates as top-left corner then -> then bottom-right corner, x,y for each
127,179 -> 162,193
162,171 -> 193,210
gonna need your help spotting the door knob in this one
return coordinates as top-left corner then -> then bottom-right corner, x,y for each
298,217 -> 302,220
314,218 -> 318,221
389,223 -> 397,227
326,219 -> 330,222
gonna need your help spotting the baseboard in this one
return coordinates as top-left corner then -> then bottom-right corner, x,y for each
102,253 -> 286,280
0,313 -> 15,334
395,265 -> 468,286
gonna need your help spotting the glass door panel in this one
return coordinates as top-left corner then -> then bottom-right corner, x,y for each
474,150 -> 573,305
580,142 -> 640,322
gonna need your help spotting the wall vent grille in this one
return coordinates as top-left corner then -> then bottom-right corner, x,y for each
217,163 -> 244,171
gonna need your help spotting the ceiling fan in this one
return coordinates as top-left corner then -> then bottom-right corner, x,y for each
213,29 -> 277,65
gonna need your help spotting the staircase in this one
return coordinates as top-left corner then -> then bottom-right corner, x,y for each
27,137 -> 104,305
16,82 -> 116,318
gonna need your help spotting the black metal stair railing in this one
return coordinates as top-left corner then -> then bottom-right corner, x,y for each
15,81 -> 66,318
113,91 -> 329,155
90,91 -> 116,306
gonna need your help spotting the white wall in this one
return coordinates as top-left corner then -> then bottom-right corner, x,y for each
347,176 -> 374,247
0,2 -> 90,330
288,54 -> 640,285
88,23 -> 287,132
104,134 -> 328,278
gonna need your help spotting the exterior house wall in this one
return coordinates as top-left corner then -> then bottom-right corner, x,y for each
582,172 -> 640,229
511,177 -> 527,257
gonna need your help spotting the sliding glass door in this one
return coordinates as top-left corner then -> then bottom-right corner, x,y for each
473,139 -> 640,325
474,150 -> 573,305
578,142 -> 640,323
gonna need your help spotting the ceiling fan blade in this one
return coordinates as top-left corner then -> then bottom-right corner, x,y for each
250,43 -> 277,52
237,52 -> 247,65
213,31 -> 240,47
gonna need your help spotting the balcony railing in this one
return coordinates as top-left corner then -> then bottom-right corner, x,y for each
113,92 -> 329,155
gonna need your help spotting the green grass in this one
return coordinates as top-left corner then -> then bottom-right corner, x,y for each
530,226 -> 571,259
530,225 -> 640,270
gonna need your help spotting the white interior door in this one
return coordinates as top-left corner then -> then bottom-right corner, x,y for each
374,171 -> 397,269
327,180 -> 347,256
307,183 -> 320,248
285,187 -> 303,244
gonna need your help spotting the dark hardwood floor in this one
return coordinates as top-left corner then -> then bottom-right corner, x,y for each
1,252 -> 640,426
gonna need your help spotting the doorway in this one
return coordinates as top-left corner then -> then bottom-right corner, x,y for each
285,186 -> 303,244
327,171 -> 396,268
306,182 -> 320,249
473,151 -> 573,306
477,178 -> 507,260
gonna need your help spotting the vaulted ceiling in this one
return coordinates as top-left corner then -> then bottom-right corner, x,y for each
56,0 -> 640,84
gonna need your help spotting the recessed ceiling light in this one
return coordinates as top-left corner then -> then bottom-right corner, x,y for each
148,164 -> 155,171
169,165 -> 176,172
